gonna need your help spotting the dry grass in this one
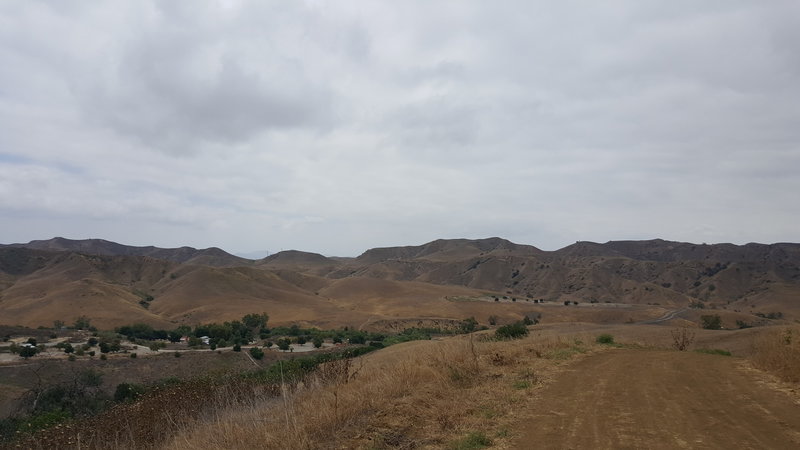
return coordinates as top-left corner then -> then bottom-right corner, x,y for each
6,330 -> 600,449
750,326 -> 800,383
162,332 -> 599,449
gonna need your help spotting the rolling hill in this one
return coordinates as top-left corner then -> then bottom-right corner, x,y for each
1,237 -> 798,329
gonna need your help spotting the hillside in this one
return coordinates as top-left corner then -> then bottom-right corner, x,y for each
2,237 -> 251,267
1,237 -> 799,329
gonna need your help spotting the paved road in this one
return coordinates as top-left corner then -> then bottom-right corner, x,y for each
513,349 -> 800,449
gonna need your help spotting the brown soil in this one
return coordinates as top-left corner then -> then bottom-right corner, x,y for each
512,349 -> 800,449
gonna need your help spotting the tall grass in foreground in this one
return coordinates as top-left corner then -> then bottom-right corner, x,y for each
164,333 -> 597,449
11,333 -> 596,449
751,326 -> 800,383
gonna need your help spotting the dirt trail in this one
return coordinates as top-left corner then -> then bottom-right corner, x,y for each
513,349 -> 800,449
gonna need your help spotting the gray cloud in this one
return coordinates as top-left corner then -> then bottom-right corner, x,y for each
1,0 -> 798,255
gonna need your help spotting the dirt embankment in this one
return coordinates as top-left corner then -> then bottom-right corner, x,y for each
513,349 -> 800,449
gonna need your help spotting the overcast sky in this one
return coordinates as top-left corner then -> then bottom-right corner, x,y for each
1,1 -> 798,257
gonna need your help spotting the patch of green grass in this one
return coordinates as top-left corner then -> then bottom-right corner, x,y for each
512,380 -> 531,390
449,431 -> 492,450
495,428 -> 510,438
547,345 -> 587,360
596,334 -> 614,344
695,348 -> 732,356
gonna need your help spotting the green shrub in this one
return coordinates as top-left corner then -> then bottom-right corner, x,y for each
450,431 -> 492,450
695,348 -> 732,356
700,314 -> 722,330
596,334 -> 615,344
495,322 -> 529,340
249,347 -> 264,360
114,383 -> 145,402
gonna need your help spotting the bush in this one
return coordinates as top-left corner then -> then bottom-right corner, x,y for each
233,344 -> 241,352
596,334 -> 615,344
700,315 -> 722,330
114,383 -> 145,402
495,322 -> 529,340
249,347 -> 264,360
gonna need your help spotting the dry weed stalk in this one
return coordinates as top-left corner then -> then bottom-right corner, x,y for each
671,327 -> 696,351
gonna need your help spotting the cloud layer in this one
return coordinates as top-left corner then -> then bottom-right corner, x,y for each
1,1 -> 798,255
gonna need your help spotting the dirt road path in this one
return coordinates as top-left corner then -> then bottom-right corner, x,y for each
513,349 -> 800,449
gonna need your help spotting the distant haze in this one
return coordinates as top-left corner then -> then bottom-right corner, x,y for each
1,1 -> 798,256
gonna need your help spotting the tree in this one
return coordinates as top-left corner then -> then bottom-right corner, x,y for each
495,322 -> 529,340
461,317 -> 478,333
249,347 -> 264,360
232,343 -> 241,352
63,343 -> 74,354
700,315 -> 722,330
73,316 -> 91,330
20,346 -> 37,358
312,336 -> 323,348
296,336 -> 307,345
488,315 -> 498,326
242,312 -> 269,330
277,339 -> 291,351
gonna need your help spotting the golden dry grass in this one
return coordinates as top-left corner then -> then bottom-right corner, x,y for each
162,332 -> 601,449
750,325 -> 800,383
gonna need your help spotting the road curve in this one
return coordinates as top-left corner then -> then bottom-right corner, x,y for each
513,349 -> 800,449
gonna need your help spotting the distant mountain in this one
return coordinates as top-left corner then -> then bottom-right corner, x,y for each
356,237 -> 541,263
2,237 -> 251,267
1,237 -> 799,329
259,250 -> 334,265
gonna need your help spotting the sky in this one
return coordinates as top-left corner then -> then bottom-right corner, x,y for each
1,1 -> 799,257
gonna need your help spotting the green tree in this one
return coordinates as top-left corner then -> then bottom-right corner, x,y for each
700,314 -> 722,330
461,317 -> 478,333
277,339 -> 291,351
242,312 -> 269,330
249,347 -> 264,360
312,336 -> 323,348
73,316 -> 91,330
20,346 -> 37,358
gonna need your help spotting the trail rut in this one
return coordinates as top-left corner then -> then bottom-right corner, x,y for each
513,349 -> 800,449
